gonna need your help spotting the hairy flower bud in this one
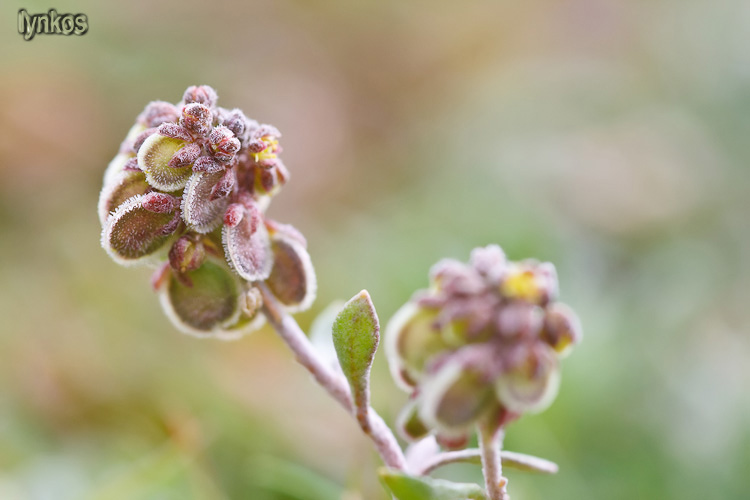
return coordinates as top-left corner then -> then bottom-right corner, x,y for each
209,167 -> 236,201
209,126 -> 241,163
138,101 -> 180,128
183,85 -> 218,108
192,155 -> 223,174
220,108 -> 254,145
132,127 -> 158,153
541,303 -> 582,357
157,123 -> 193,142
141,192 -> 180,213
223,203 -> 244,228
180,103 -> 212,137
169,235 -> 206,274
168,143 -> 201,169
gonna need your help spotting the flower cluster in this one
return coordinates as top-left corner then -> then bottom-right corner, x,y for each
99,85 -> 315,339
386,245 -> 581,447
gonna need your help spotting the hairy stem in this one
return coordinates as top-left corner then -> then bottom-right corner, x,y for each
478,420 -> 509,500
258,283 -> 407,470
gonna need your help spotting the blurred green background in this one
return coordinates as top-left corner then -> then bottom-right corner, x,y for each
1,0 -> 749,498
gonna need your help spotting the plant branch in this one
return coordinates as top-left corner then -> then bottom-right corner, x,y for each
258,283 -> 407,470
478,420 -> 509,500
417,449 -> 558,476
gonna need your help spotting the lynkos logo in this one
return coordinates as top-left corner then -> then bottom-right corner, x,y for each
18,9 -> 88,41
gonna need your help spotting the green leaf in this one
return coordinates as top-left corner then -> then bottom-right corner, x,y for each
379,468 -> 487,500
138,133 -> 193,191
181,171 -> 229,233
222,208 -> 273,282
98,169 -> 151,225
385,303 -> 451,391
159,257 -> 244,338
265,231 -> 316,313
332,290 -> 379,427
101,195 -> 177,266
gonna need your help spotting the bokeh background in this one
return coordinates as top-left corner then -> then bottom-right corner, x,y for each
1,0 -> 749,498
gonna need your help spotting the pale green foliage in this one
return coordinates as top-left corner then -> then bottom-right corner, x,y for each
332,290 -> 380,417
379,468 -> 488,500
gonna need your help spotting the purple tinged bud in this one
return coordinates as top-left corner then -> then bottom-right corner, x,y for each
220,108 -> 253,143
157,123 -> 193,142
495,302 -> 544,339
169,236 -> 206,274
259,169 -> 275,193
168,143 -> 201,169
541,303 -> 582,357
256,124 -> 281,138
141,192 -> 179,213
192,156 -> 223,174
132,128 -> 158,153
469,244 -> 507,285
247,139 -> 267,153
223,203 -> 244,228
209,126 -> 241,163
209,168 -> 236,201
183,85 -> 218,108
123,157 -> 140,172
266,220 -> 307,248
138,101 -> 180,128
435,433 -> 470,451
180,103 -> 212,137
160,211 -> 182,236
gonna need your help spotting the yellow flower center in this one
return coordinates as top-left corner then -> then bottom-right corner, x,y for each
254,136 -> 280,162
501,269 -> 541,303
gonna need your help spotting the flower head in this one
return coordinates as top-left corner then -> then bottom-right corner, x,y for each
99,86 -> 315,339
386,245 -> 581,444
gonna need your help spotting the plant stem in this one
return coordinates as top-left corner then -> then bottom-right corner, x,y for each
417,448 -> 559,476
258,283 -> 407,470
478,420 -> 509,500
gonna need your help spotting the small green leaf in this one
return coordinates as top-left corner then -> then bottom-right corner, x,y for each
103,151 -> 135,186
495,344 -> 560,414
419,355 -> 495,432
159,257 -> 244,337
265,231 -> 316,312
332,290 -> 379,427
379,468 -> 487,500
222,208 -> 273,282
138,133 -> 193,191
98,169 -> 151,225
385,303 -> 451,391
181,171 -> 229,233
101,195 -> 177,266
